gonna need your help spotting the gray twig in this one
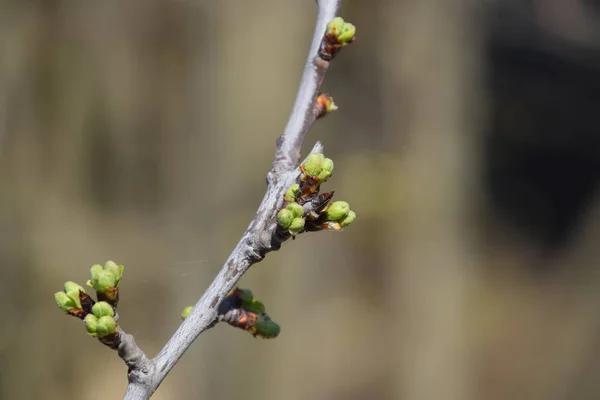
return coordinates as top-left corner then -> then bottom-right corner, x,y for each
120,1 -> 341,398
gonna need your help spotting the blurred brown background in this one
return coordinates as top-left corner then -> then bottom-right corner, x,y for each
2,1 -> 600,399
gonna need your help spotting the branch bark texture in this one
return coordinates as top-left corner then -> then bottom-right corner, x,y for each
121,1 -> 341,398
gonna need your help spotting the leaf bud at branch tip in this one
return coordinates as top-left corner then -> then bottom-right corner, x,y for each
55,291 -> 76,312
302,153 -> 325,177
319,17 -> 356,61
318,158 -> 334,181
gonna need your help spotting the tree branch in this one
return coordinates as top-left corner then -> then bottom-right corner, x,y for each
120,1 -> 342,398
272,0 -> 341,172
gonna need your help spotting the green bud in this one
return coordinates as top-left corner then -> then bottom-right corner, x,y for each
325,99 -> 338,113
318,158 -> 334,182
284,184 -> 300,203
277,209 -> 294,229
327,17 -> 345,37
55,292 -> 77,312
340,210 -> 357,228
242,299 -> 266,315
254,318 -> 281,339
302,153 -> 325,177
63,281 -> 85,309
289,217 -> 305,234
89,264 -> 103,278
326,17 -> 356,44
92,301 -> 114,318
325,201 -> 350,221
237,289 -> 254,303
181,306 -> 193,320
96,316 -> 117,337
286,202 -> 304,219
104,261 -> 124,286
338,22 -> 356,44
64,281 -> 86,295
89,269 -> 117,294
84,314 -> 98,336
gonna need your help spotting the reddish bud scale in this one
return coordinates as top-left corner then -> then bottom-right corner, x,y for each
80,291 -> 96,316
97,288 -> 119,309
225,308 -> 260,332
296,171 -> 321,205
314,93 -> 335,119
98,331 -> 121,350
318,33 -> 355,61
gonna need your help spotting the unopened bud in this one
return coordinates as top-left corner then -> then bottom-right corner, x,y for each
325,201 -> 350,221
277,209 -> 294,229
92,301 -> 114,318
289,217 -> 305,234
340,210 -> 356,228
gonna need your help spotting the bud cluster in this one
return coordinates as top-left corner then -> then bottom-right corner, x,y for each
54,261 -> 124,347
86,261 -> 124,307
319,17 -> 356,61
277,153 -> 356,236
182,288 -> 281,339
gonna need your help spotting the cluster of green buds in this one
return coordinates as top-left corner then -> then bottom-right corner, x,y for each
86,261 -> 124,307
183,288 -> 280,339
301,153 -> 334,182
319,17 -> 356,61
55,261 -> 124,348
322,200 -> 356,231
277,201 -> 306,237
277,152 -> 356,236
84,302 -> 117,338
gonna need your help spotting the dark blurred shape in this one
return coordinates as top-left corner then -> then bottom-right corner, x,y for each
484,36 -> 600,257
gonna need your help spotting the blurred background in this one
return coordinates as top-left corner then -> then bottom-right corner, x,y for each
1,1 -> 600,399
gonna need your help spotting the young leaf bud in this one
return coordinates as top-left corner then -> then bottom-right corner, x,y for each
104,261 -> 124,286
302,153 -> 325,177
55,292 -> 77,312
289,217 -> 305,235
324,201 -> 350,221
286,202 -> 304,219
92,301 -> 114,318
318,158 -> 334,181
89,268 -> 117,294
284,184 -> 300,203
96,316 -> 117,337
64,281 -> 86,295
277,209 -> 294,230
254,318 -> 281,339
84,314 -> 98,336
242,299 -> 266,315
338,21 -> 356,44
181,306 -> 193,320
327,17 -> 345,37
340,210 -> 357,228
